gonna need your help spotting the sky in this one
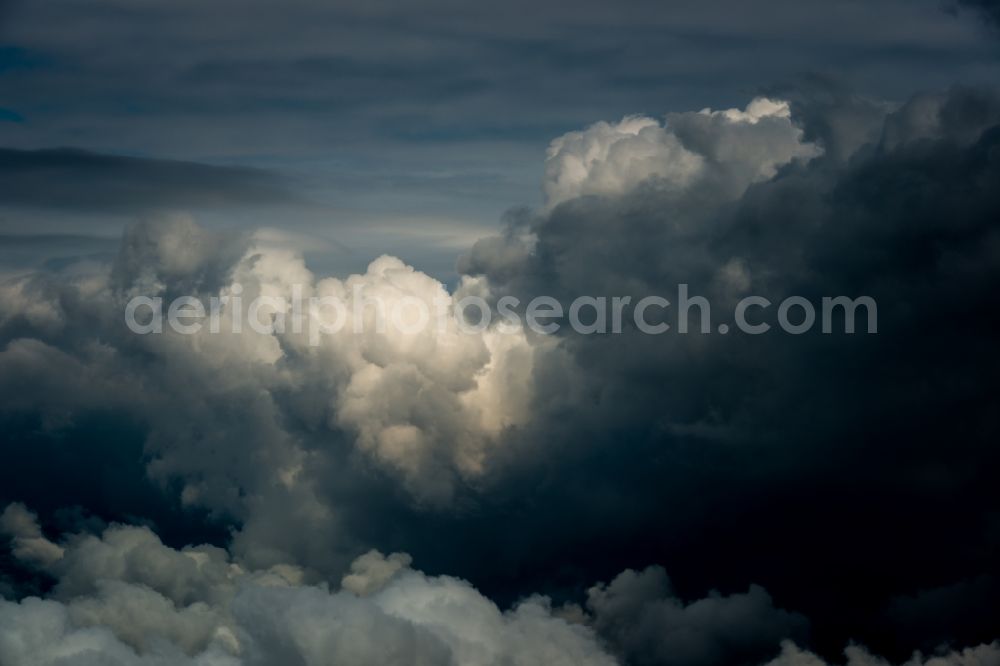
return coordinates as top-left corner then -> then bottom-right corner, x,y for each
2,0 -> 1000,279
1,1 -> 1000,665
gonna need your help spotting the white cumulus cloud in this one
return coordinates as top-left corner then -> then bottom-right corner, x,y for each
543,97 -> 821,208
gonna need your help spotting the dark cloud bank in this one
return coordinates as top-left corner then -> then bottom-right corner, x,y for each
956,0 -> 1000,27
457,84 -> 1000,659
0,148 -> 295,212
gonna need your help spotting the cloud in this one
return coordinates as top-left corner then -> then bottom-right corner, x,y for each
578,566 -> 809,666
542,97 -> 820,208
954,0 -> 1000,28
456,85 -> 1000,656
0,503 -> 64,568
6,505 -> 993,666
0,233 -> 119,276
1,211 -> 543,578
0,508 -> 618,666
763,640 -> 1000,666
1,87 -> 999,660
0,148 -> 297,214
543,115 -> 705,207
2,0 -> 997,168
341,549 -> 413,596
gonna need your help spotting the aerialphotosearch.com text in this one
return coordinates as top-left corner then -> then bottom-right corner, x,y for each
125,284 -> 877,345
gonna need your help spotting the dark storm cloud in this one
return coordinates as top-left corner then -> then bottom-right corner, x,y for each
955,0 -> 1000,28
0,148 -> 296,213
583,566 -> 809,666
884,575 -> 1000,649
455,85 -> 1000,661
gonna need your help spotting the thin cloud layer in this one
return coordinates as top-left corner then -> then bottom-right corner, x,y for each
0,148 -> 297,213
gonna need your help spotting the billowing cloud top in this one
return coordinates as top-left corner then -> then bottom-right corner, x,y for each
543,98 -> 821,207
